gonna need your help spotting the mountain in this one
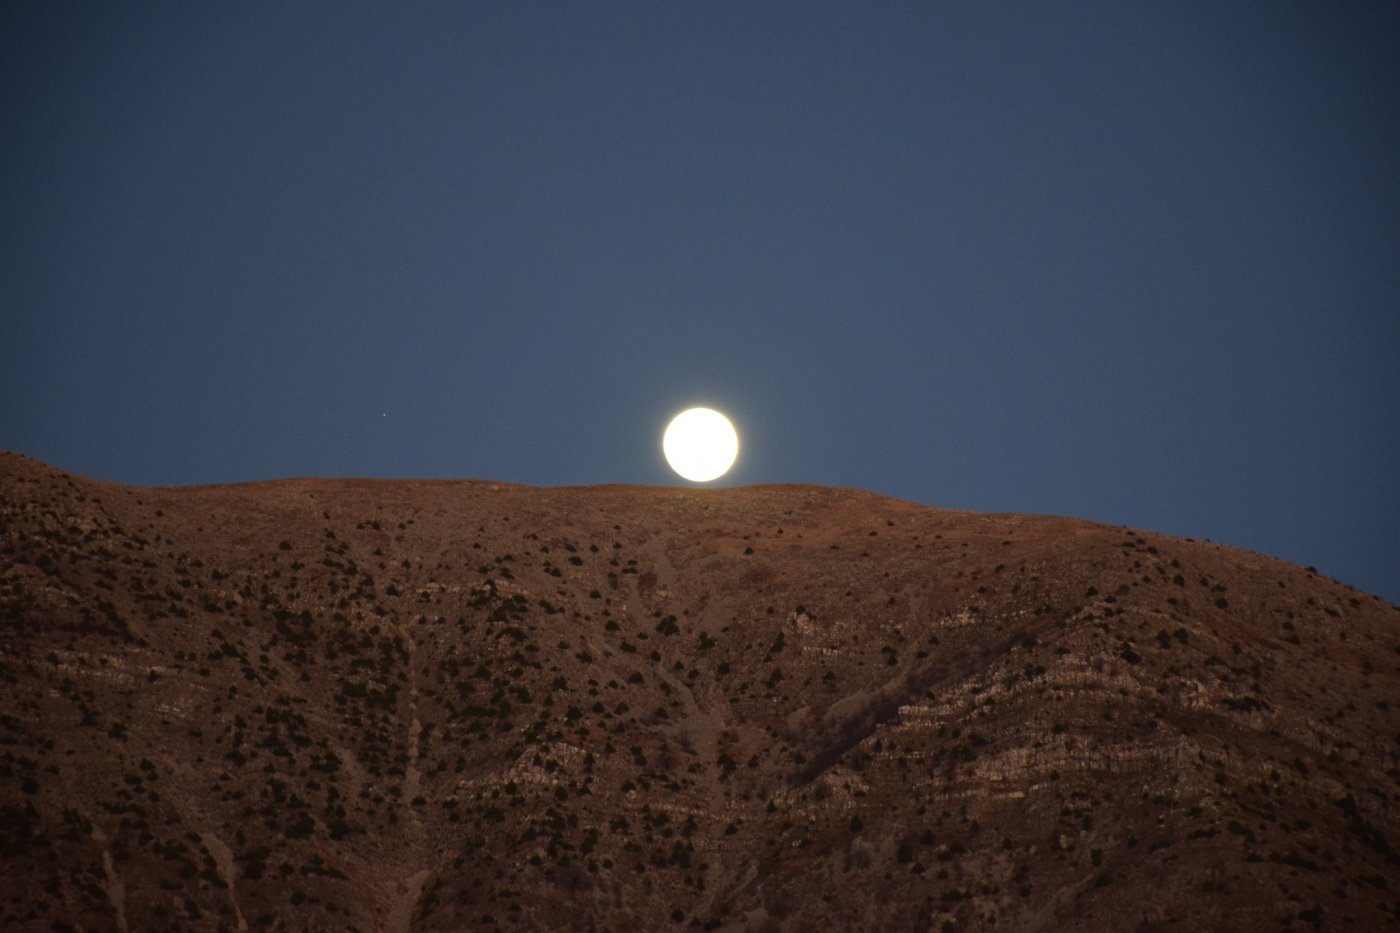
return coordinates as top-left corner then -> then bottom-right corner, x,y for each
1,451 -> 1397,931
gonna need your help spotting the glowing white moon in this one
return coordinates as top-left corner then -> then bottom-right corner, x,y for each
662,408 -> 739,482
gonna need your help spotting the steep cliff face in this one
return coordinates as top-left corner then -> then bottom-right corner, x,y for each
2,452 -> 1397,931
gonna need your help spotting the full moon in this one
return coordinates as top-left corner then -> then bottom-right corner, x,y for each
662,408 -> 739,482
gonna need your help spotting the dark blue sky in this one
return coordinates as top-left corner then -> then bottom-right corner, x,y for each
4,3 -> 1398,602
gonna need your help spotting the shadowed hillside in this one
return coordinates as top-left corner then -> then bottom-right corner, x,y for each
2,452 -> 1397,931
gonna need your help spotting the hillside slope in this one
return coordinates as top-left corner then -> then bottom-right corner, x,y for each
2,452 -> 1397,931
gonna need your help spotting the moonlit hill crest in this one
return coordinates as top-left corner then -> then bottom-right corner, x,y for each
1,452 -> 1397,931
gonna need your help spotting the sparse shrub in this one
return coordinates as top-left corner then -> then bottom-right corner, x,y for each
240,846 -> 271,880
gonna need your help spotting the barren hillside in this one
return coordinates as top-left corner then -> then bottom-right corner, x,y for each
1,452 -> 1397,931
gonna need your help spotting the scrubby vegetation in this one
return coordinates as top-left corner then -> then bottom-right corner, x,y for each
1,453 -> 1397,931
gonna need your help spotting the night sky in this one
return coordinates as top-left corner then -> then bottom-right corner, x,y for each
4,3 -> 1398,602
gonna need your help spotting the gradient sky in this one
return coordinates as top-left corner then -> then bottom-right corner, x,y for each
3,2 -> 1398,602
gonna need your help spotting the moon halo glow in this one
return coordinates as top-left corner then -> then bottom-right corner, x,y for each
662,408 -> 739,482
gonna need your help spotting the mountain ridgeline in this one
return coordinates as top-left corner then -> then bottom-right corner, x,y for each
1,452 -> 1397,931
